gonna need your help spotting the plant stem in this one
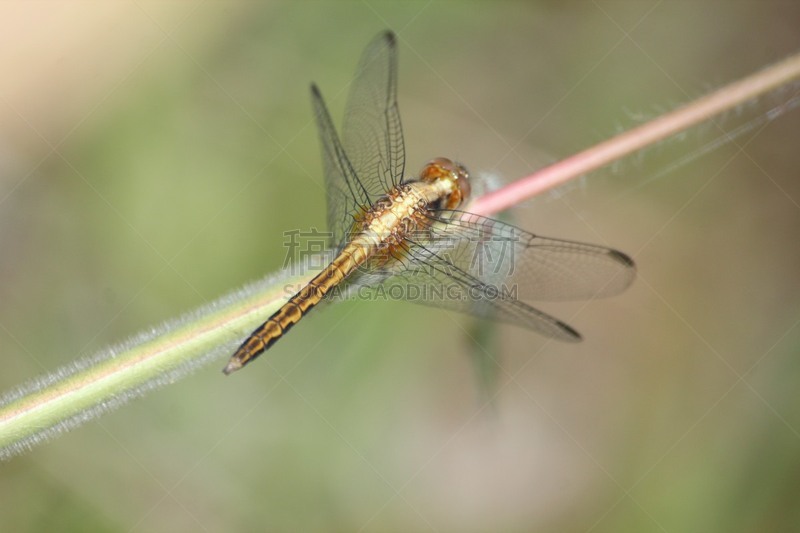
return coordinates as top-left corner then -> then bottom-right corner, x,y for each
2,50 -> 800,460
0,271 -> 311,459
469,52 -> 800,217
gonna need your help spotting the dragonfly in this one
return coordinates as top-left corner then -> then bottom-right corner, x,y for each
223,31 -> 635,375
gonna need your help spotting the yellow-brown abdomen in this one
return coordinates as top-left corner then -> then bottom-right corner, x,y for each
223,242 -> 369,374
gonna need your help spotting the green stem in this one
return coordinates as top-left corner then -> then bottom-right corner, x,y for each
0,269 -> 311,459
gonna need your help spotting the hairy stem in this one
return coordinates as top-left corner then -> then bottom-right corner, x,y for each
469,52 -> 800,217
0,271 -> 311,459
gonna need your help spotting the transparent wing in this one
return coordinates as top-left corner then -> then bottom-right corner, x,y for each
353,211 -> 635,339
363,240 -> 583,342
341,31 -> 405,198
417,211 -> 636,301
311,31 -> 405,249
310,84 -> 369,250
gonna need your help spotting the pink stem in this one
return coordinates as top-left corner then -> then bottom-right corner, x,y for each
468,52 -> 800,218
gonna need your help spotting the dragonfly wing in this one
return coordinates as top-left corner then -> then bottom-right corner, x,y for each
341,31 -> 405,197
417,211 -> 636,301
311,31 -> 405,248
311,84 -> 370,248
353,211 -> 635,339
372,241 -> 582,341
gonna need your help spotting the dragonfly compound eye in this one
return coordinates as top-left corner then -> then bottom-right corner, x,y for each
419,157 -> 471,209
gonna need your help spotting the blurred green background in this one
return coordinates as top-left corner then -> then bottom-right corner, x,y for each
2,1 -> 799,531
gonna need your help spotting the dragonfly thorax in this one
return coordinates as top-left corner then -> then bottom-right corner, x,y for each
350,157 -> 470,250
356,184 -> 432,249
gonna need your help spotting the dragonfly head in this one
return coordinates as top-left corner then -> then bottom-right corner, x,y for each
418,157 -> 471,210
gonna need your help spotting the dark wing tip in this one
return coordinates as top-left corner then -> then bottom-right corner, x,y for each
310,83 -> 321,97
608,249 -> 636,269
557,320 -> 583,342
382,30 -> 397,45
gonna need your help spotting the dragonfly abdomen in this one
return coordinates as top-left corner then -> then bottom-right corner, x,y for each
223,240 -> 372,374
